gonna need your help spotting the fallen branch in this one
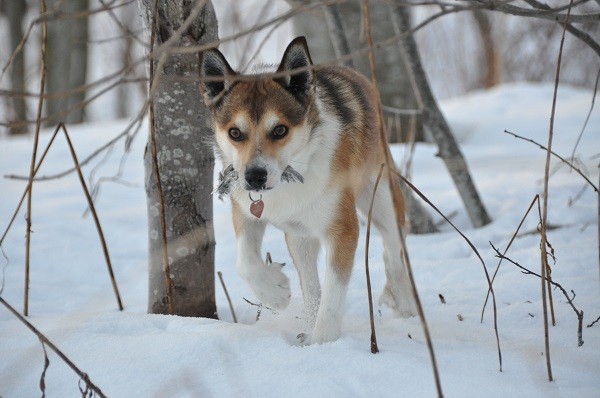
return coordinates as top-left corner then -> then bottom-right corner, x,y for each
0,296 -> 107,397
490,243 -> 584,347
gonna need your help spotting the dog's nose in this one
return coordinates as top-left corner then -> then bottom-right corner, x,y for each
245,167 -> 268,190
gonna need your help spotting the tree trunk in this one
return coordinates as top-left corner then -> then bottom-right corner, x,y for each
391,4 -> 492,228
140,0 -> 218,318
292,1 -> 437,234
6,0 -> 28,135
472,9 -> 500,88
291,1 -> 424,143
45,0 -> 88,126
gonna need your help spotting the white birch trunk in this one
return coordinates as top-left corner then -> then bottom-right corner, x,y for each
140,0 -> 219,317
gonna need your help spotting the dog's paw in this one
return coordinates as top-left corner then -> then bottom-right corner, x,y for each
250,262 -> 291,310
296,321 -> 341,345
379,283 -> 417,318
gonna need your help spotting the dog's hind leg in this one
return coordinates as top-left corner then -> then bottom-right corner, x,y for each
358,173 -> 416,318
285,234 -> 321,327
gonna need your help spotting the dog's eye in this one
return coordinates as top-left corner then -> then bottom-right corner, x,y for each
228,128 -> 244,141
271,125 -> 288,140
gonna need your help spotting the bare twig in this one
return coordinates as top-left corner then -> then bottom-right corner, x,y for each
61,123 -> 124,311
587,314 -> 600,328
217,271 -> 237,323
490,244 -> 584,347
362,0 -> 442,392
24,0 -> 48,316
1,122 -> 124,311
243,297 -> 277,322
1,125 -> 61,248
0,296 -> 107,397
481,195 -> 540,323
503,130 -> 598,193
538,0 -> 576,381
570,68 -> 599,162
390,168 -> 503,372
365,164 -> 384,354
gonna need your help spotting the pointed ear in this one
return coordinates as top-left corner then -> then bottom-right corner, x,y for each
275,36 -> 314,100
199,48 -> 236,106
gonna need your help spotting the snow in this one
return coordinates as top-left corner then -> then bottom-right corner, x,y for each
1,83 -> 599,397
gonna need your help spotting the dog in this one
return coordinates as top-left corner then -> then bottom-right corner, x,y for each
200,36 -> 416,344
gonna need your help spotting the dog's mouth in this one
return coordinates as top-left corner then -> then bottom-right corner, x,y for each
214,164 -> 304,200
245,185 -> 272,192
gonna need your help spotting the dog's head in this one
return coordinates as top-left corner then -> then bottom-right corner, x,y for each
200,37 -> 315,193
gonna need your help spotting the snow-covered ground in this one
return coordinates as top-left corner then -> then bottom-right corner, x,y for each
1,83 -> 599,397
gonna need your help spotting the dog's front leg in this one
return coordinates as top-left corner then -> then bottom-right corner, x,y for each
285,234 -> 321,327
232,199 -> 291,310
303,191 -> 358,344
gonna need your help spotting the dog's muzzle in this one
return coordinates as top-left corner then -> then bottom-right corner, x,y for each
245,167 -> 268,191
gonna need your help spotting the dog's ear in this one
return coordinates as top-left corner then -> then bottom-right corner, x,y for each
199,48 -> 236,106
275,36 -> 314,101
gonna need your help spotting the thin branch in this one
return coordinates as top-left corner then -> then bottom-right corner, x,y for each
217,271 -> 237,323
504,130 -> 598,193
0,296 -> 107,397
481,195 -> 540,323
472,0 -> 599,24
539,0 -> 576,380
587,314 -> 600,328
363,0 -> 442,393
24,0 -> 48,316
389,168 -> 503,372
0,126 -> 62,247
365,164 -> 384,354
490,244 -> 584,347
570,68 -> 599,163
61,123 -> 124,311
522,0 -> 600,57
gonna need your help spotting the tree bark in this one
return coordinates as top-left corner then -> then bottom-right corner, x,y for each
45,0 -> 88,126
6,0 -> 28,135
140,0 -> 218,318
391,4 -> 492,228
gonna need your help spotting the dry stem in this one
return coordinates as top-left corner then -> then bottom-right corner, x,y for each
365,164 -> 384,354
481,195 -> 539,323
218,271 -> 237,323
362,0 -> 442,394
490,244 -> 584,347
61,123 -> 124,311
390,169 -> 503,372
24,0 -> 48,316
504,130 -> 598,193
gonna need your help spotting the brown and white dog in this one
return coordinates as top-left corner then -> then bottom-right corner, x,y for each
200,36 -> 415,344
